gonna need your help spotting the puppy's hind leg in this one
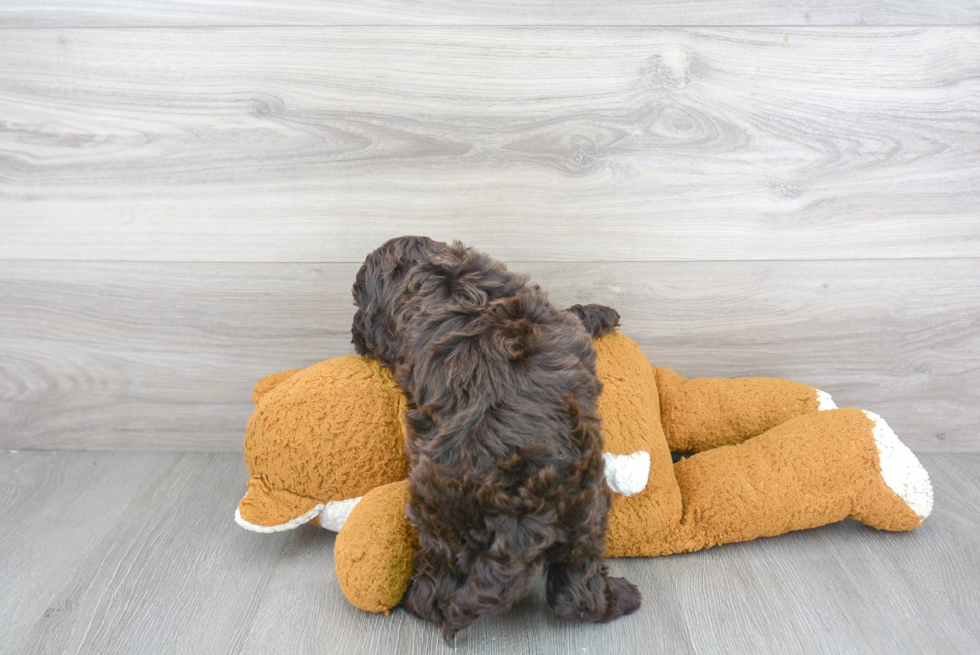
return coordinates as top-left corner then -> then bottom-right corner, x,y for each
545,492 -> 641,623
400,553 -> 451,632
404,508 -> 554,643
567,304 -> 621,338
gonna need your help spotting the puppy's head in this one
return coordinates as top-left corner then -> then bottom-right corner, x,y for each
352,235 -> 447,364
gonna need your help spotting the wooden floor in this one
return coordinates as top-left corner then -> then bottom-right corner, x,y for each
2,450 -> 977,654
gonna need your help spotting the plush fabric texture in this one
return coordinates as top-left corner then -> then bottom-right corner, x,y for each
654,367 -> 821,453
651,408 -> 922,557
238,331 -> 931,614
239,332 -> 671,531
335,480 -> 419,614
252,369 -> 301,404
239,355 -> 408,529
591,334 -> 683,557
336,408 -> 925,601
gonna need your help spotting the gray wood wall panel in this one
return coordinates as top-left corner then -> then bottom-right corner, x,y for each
1,27 -> 978,262
2,259 -> 976,452
2,1 -> 978,27
1,16 -> 976,453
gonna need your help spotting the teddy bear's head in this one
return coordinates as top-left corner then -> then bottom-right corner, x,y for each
235,355 -> 410,533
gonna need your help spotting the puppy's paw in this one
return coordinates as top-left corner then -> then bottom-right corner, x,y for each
599,576 -> 642,622
400,575 -> 446,628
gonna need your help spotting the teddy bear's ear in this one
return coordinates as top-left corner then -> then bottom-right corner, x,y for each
252,369 -> 301,404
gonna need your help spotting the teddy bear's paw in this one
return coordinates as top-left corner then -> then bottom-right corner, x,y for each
816,389 -> 837,410
864,410 -> 934,519
603,451 -> 650,497
335,481 -> 416,613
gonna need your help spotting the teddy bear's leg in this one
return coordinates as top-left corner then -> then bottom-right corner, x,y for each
654,366 -> 835,453
592,335 -> 685,558
650,408 -> 933,557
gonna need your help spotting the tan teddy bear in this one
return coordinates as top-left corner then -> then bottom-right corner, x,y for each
235,332 -> 932,614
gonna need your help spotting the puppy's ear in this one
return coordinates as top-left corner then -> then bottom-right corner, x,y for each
568,304 -> 620,338
351,309 -> 370,356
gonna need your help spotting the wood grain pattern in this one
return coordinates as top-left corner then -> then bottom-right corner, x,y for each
2,258 -> 977,452
237,526 -> 695,654
821,455 -> 980,653
2,451 -> 977,653
0,451 -> 180,649
667,453 -> 980,654
1,27 -> 978,262
7,452 -> 285,654
1,1 -> 978,27
669,526 -> 913,653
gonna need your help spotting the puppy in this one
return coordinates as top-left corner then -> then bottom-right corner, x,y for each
351,236 -> 641,643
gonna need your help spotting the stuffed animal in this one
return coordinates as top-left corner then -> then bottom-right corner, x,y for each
235,332 -> 933,614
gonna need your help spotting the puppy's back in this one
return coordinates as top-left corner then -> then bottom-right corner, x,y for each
397,244 -> 610,640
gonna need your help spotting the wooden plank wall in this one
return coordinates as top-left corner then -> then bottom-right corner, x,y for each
1,3 -> 978,451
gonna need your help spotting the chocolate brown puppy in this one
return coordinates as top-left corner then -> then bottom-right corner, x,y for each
351,236 -> 641,643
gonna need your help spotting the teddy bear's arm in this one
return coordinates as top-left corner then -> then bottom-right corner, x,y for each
335,480 -> 418,614
653,367 -> 834,453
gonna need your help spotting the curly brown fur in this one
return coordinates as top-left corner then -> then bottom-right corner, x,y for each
351,237 -> 641,643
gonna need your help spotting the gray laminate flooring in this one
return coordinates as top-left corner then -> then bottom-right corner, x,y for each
1,450 -> 977,654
